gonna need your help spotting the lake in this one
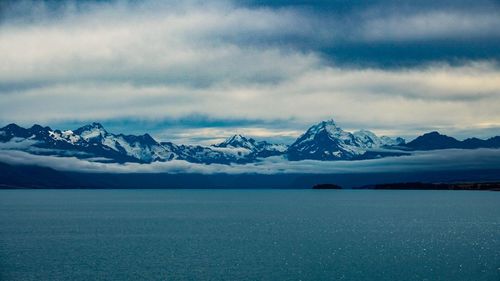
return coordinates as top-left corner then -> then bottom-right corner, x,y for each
1,189 -> 499,280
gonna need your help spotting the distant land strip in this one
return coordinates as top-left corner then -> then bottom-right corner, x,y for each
313,182 -> 500,191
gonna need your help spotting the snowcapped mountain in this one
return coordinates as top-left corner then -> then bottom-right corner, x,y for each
213,134 -> 287,158
0,122 -> 180,163
0,123 -> 139,163
353,130 -> 405,148
160,134 -> 288,164
353,130 -> 383,148
211,134 -> 257,159
0,123 -> 287,164
73,123 -> 177,162
287,120 -> 363,160
380,136 -> 406,147
215,134 -> 258,150
1,120 -> 498,165
287,120 -> 407,161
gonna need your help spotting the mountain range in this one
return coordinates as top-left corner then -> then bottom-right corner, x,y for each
1,119 -> 499,165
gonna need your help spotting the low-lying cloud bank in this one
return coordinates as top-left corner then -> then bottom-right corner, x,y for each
1,148 -> 499,175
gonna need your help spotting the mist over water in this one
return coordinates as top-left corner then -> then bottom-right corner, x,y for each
1,189 -> 499,281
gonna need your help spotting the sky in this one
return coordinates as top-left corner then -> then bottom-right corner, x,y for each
1,0 -> 499,145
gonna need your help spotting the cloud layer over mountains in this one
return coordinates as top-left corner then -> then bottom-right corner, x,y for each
2,148 -> 500,175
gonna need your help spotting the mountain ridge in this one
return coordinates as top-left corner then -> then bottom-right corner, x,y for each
405,131 -> 500,150
1,120 -> 499,165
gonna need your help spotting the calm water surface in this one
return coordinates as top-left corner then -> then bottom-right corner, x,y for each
0,189 -> 499,281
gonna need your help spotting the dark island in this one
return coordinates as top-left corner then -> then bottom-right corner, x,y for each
312,183 -> 343,189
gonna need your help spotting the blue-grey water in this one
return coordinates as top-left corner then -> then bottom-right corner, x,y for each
0,190 -> 499,281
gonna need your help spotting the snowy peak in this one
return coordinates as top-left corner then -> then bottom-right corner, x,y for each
72,124 -> 177,162
118,133 -> 158,146
306,119 -> 345,137
211,134 -> 287,159
288,119 -> 408,160
288,119 -> 361,160
75,122 -> 106,131
74,122 -> 108,142
353,130 -> 405,148
215,134 -> 257,150
318,120 -> 356,143
380,136 -> 405,146
353,129 -> 382,148
297,119 -> 354,143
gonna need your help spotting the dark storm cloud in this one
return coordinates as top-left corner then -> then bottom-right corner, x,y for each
233,0 -> 500,67
3,0 -> 499,67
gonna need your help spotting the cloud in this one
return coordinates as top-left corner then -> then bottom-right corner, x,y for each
0,0 -> 499,142
356,10 -> 500,42
1,62 -> 499,140
0,1 -> 317,88
1,148 -> 500,175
